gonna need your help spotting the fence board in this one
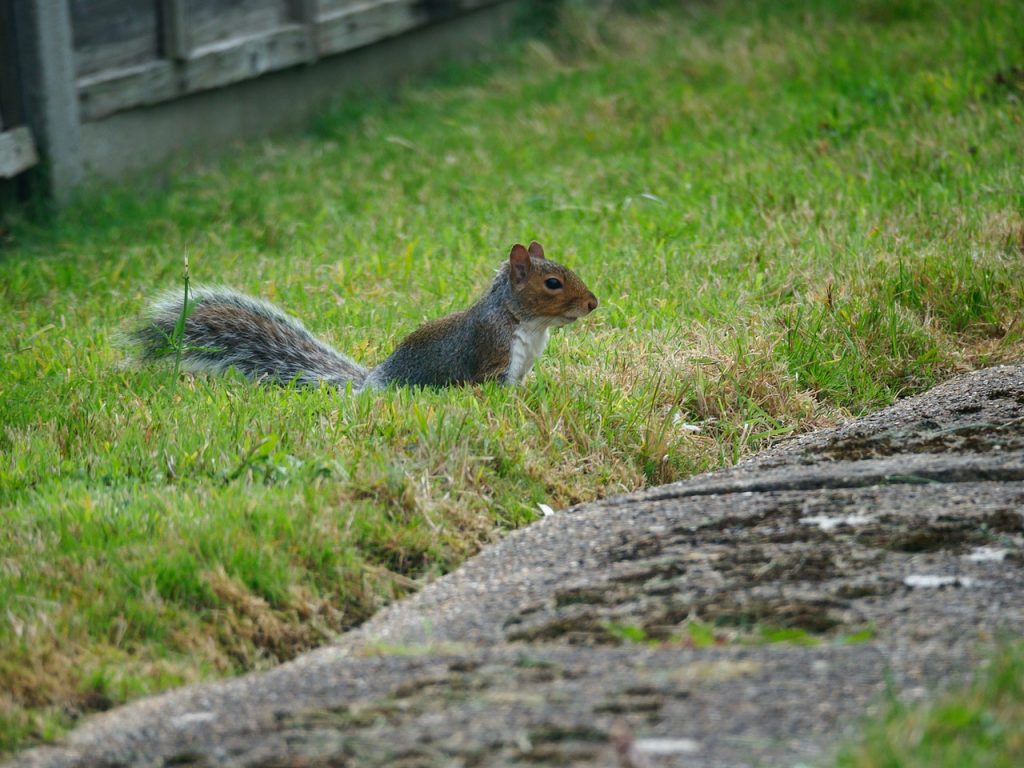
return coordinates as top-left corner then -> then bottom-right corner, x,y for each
78,61 -> 178,121
185,0 -> 291,49
71,0 -> 160,77
0,125 -> 39,178
315,0 -> 419,57
317,0 -> 362,13
184,25 -> 313,92
316,0 -> 504,57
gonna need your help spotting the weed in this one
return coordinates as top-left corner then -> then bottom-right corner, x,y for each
169,254 -> 193,390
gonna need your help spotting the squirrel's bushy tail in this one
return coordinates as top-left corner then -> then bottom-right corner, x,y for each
134,287 -> 369,388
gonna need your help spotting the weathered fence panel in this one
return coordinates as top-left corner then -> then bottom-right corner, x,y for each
73,0 -> 506,122
71,0 -> 161,78
3,0 -> 517,201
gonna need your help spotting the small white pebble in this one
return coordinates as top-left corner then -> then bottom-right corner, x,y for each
634,737 -> 701,755
904,574 -> 975,589
672,413 -> 703,432
964,547 -> 1009,563
800,513 -> 872,531
172,711 -> 216,727
537,503 -> 555,517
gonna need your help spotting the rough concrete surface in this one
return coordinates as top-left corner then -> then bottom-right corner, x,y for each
9,364 -> 1024,768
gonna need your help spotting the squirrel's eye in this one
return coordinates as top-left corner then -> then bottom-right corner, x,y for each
544,277 -> 563,290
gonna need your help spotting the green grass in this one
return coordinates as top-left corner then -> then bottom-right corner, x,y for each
602,618 -> 875,648
1,0 -> 1023,754
837,642 -> 1024,767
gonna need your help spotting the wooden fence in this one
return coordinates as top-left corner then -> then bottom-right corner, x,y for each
0,0 -> 511,201
0,0 -> 38,181
73,0 -> 502,121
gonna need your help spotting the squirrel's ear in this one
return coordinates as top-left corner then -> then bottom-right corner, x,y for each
509,244 -> 531,285
528,241 -> 546,260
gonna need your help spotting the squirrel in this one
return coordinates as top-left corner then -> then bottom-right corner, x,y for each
135,241 -> 598,390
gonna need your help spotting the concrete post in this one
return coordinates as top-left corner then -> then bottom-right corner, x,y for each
13,0 -> 82,201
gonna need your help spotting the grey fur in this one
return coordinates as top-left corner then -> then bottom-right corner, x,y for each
134,287 -> 369,388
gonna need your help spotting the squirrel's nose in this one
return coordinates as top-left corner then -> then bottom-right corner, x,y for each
586,294 -> 598,313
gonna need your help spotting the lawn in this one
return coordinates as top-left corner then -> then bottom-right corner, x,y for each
1,0 -> 1023,754
838,641 -> 1024,767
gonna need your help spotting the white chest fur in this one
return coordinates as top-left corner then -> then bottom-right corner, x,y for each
506,319 -> 551,384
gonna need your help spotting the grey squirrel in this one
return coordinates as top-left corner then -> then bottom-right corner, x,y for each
135,241 -> 598,389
